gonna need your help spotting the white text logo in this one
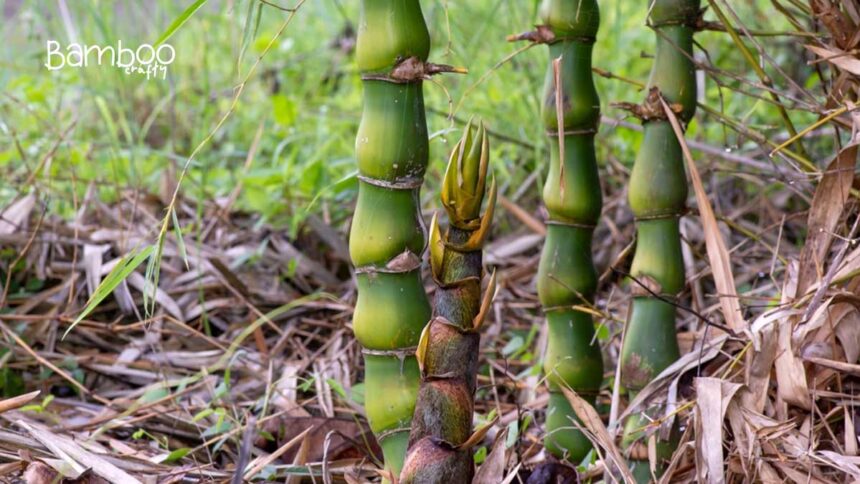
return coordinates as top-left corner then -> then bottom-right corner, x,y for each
45,40 -> 175,80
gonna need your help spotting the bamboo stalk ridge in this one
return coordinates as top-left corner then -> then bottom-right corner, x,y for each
350,0 -> 433,478
619,0 -> 700,480
511,0 -> 604,463
399,120 -> 497,483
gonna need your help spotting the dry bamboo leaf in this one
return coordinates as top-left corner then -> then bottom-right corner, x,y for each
0,390 -> 40,414
836,310 -> 860,363
272,362 -> 302,412
500,464 -> 522,484
313,360 -> 334,418
743,321 -> 778,413
472,427 -> 508,484
725,399 -> 753,474
774,462 -> 832,484
18,421 -> 142,484
285,435 -> 311,484
846,406 -> 858,456
806,299 -> 859,348
806,44 -> 860,77
768,262 -> 812,410
757,461 -> 782,483
817,451 -> 860,480
661,99 -> 746,333
561,387 -> 635,484
832,244 -> 860,283
23,461 -> 101,484
796,144 -> 858,296
694,378 -> 743,484
804,356 -> 860,376
775,316 -> 811,409
0,194 -> 36,235
127,272 -> 184,321
83,245 -> 109,299
268,238 -> 339,286
485,233 -> 543,264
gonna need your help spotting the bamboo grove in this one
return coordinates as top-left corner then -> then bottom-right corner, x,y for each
620,0 -> 700,480
350,0 -> 703,481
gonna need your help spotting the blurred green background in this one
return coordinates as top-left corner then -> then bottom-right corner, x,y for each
0,0 -> 817,237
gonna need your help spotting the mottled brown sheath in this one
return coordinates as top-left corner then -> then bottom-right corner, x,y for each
400,121 -> 496,484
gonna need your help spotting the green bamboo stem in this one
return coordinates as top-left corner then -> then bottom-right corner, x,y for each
518,0 -> 605,463
619,0 -> 700,480
351,0 -> 433,478
400,121 -> 497,483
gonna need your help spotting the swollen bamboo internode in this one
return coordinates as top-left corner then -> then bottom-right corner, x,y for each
619,0 -> 700,480
400,120 -> 497,484
513,0 -> 604,463
350,0 -> 433,478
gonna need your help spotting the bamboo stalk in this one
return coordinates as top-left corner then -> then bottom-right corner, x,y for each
619,0 -> 700,480
350,0 -> 433,478
512,0 -> 605,463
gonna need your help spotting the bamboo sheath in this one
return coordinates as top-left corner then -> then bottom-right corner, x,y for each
620,0 -> 700,480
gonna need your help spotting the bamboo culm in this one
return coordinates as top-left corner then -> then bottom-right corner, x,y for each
523,0 -> 605,463
351,0 -> 432,478
619,0 -> 700,480
400,120 -> 497,484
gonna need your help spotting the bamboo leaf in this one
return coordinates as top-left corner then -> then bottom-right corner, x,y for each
162,447 -> 191,464
797,144 -> 858,298
561,386 -> 635,484
66,245 -> 154,338
154,0 -> 210,47
806,44 -> 860,77
472,426 -> 507,484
